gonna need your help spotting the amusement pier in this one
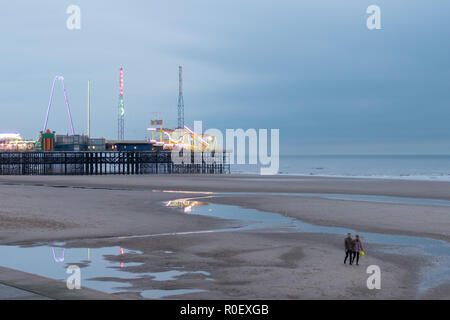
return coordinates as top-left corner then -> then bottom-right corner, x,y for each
0,67 -> 229,175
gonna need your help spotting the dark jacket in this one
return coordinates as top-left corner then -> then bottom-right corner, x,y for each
345,237 -> 353,251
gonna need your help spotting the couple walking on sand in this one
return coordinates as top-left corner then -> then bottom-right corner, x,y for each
344,233 -> 364,265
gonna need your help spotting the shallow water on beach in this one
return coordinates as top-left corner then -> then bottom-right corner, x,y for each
221,191 -> 450,207
0,195 -> 448,297
0,244 -> 212,299
182,201 -> 450,291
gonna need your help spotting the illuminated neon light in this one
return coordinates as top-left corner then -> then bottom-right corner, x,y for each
51,247 -> 66,263
43,76 -> 75,135
0,133 -> 35,151
162,131 -> 183,143
184,126 -> 210,146
119,68 -> 124,96
146,126 -> 216,151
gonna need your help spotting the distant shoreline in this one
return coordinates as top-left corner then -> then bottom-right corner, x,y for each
230,171 -> 450,182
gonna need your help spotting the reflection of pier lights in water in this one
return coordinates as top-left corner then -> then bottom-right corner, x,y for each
51,248 -> 91,263
166,199 -> 206,213
51,248 -> 66,263
49,247 -> 129,268
120,247 -> 124,268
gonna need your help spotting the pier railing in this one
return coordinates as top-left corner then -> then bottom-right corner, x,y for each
0,151 -> 230,175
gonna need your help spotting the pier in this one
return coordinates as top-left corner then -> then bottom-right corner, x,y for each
0,151 -> 230,175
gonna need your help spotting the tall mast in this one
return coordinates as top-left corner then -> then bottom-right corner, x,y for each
118,68 -> 125,140
87,80 -> 90,137
177,66 -> 184,129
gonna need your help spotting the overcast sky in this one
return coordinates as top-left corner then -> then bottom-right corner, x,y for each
1,1 -> 449,154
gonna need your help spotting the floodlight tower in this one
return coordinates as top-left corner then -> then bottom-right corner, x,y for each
177,66 -> 184,129
117,68 -> 125,140
87,80 -> 91,137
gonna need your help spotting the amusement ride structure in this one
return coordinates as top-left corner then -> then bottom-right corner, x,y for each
42,75 -> 75,136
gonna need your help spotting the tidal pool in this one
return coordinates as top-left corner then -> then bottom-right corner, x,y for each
0,192 -> 449,297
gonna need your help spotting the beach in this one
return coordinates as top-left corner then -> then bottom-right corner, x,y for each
0,175 -> 449,299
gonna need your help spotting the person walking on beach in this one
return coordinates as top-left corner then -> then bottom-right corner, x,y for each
352,234 -> 364,265
344,233 -> 353,265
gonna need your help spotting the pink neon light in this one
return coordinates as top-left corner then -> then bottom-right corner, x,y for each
119,68 -> 124,95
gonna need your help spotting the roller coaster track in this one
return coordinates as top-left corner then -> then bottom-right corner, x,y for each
43,76 -> 75,135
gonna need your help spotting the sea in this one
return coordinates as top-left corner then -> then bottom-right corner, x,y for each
231,155 -> 450,181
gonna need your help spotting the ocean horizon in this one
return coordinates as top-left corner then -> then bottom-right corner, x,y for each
231,154 -> 450,181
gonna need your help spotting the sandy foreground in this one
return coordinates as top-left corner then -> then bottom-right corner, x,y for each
0,174 -> 449,299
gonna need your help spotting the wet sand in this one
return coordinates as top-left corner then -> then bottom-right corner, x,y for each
0,175 -> 449,299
